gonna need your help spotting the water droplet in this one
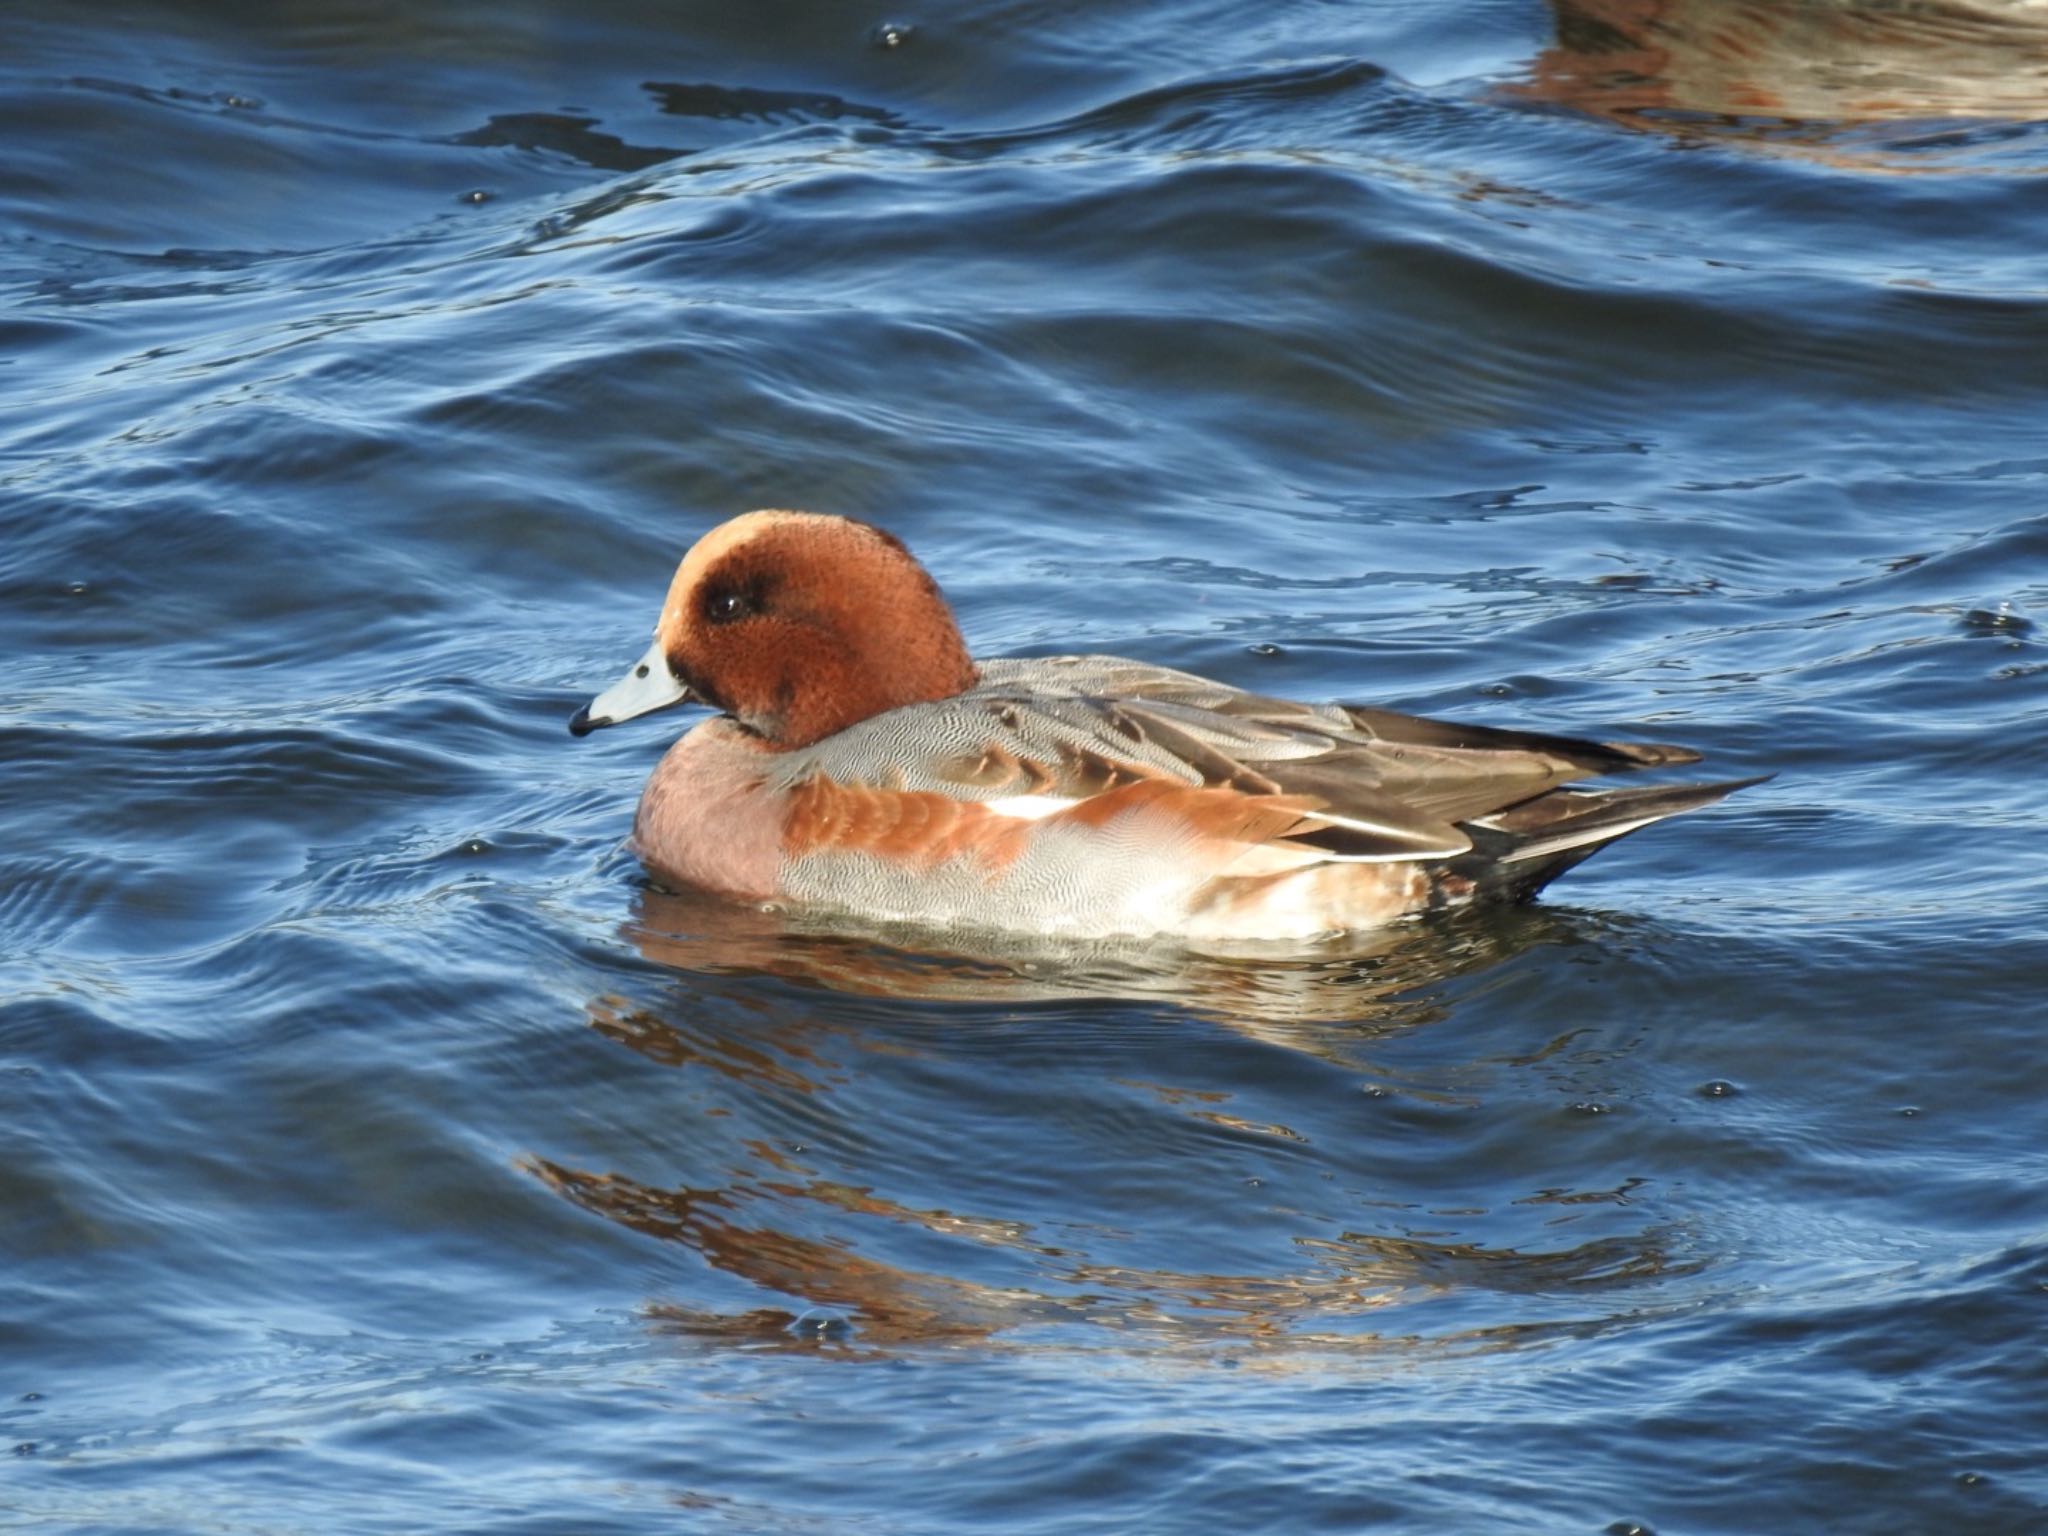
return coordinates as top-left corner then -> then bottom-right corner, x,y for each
1698,1079 -> 1740,1099
1569,1101 -> 1610,1116
461,839 -> 490,856
1956,1470 -> 1990,1488
870,21 -> 914,48
1361,1084 -> 1390,1099
1898,1105 -> 1922,1118
470,1351 -> 495,1362
459,189 -> 493,206
11,1444 -> 35,1458
19,1393 -> 42,1403
1605,1523 -> 1655,1536
1244,1177 -> 1262,1188
789,1307 -> 853,1340
65,581 -> 89,596
1246,642 -> 1285,658
221,93 -> 263,110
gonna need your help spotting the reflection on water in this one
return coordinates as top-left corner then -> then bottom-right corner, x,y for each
622,885 -> 1548,1030
1524,0 -> 2048,159
527,895 -> 1696,1353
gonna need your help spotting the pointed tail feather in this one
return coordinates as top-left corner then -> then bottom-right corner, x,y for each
1449,775 -> 1771,902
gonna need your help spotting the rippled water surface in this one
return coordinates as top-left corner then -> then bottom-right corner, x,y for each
7,2 -> 2048,1531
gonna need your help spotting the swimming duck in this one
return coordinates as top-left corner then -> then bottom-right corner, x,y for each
570,511 -> 1756,941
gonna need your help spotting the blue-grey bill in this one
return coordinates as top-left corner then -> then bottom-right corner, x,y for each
569,638 -> 690,736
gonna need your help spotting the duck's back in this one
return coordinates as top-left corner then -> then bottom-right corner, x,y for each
740,655 -> 1753,941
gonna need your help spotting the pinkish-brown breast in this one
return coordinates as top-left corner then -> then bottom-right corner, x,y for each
631,718 -> 785,900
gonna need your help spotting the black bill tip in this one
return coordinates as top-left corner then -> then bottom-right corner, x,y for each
567,706 -> 609,738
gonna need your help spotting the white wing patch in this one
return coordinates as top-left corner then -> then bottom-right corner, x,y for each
985,792 -> 1471,860
983,794 -> 1077,821
1294,807 -> 1472,862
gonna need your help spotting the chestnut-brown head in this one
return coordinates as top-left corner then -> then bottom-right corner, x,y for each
570,511 -> 979,749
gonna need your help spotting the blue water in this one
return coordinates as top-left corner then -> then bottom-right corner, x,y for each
6,3 -> 2048,1531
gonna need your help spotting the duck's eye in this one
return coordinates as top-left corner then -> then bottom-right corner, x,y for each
705,590 -> 753,623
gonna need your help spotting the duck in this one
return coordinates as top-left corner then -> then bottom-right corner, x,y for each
569,510 -> 1759,942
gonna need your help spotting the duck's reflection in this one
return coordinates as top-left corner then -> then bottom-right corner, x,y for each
620,884 -> 1543,1038
1522,0 -> 2048,157
530,891 -> 1692,1354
